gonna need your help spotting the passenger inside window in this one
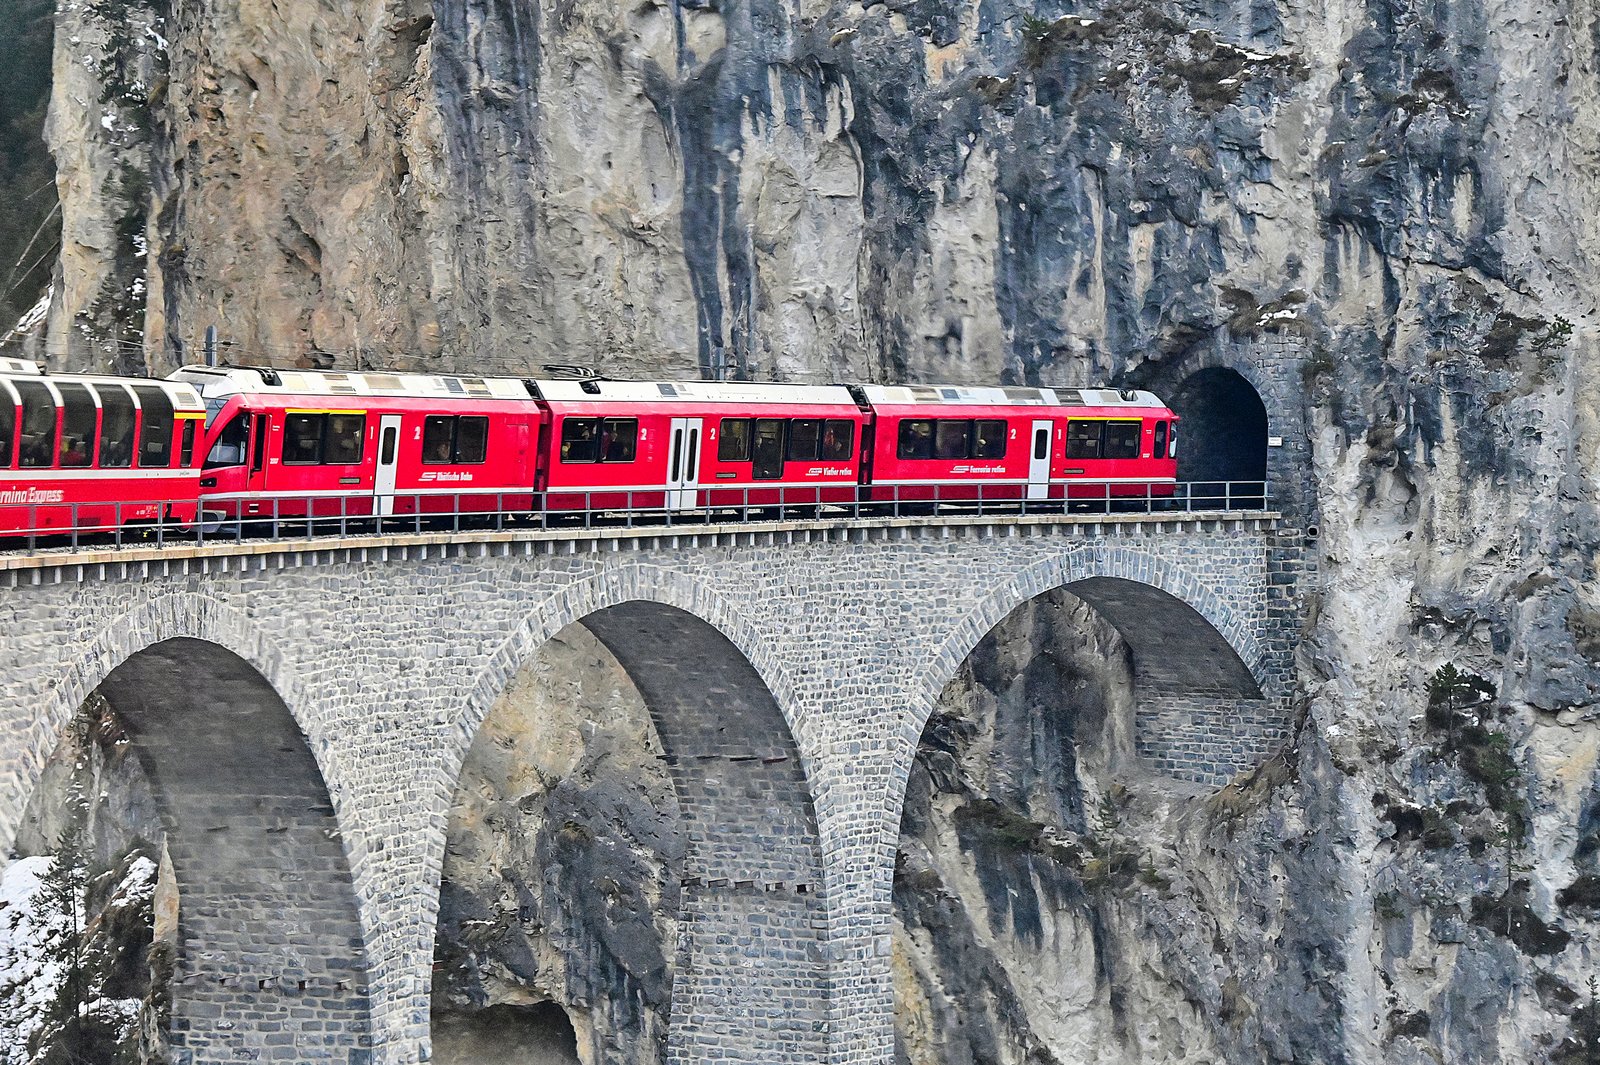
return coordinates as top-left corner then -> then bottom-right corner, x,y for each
821,420 -> 854,462
16,381 -> 57,468
423,416 -> 455,463
897,420 -> 934,460
324,414 -> 365,464
718,418 -> 751,461
560,418 -> 599,462
973,420 -> 1007,459
600,418 -> 636,462
57,384 -> 96,468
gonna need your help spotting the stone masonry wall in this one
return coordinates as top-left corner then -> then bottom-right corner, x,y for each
0,514 -> 1293,1065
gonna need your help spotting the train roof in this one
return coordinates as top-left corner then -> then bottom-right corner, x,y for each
0,365 -> 203,409
531,379 -> 857,405
855,384 -> 1168,408
170,365 -> 533,401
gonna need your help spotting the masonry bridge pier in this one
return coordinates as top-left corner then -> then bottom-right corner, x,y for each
0,505 -> 1305,1065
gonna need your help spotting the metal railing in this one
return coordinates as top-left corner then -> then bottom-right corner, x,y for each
0,480 -> 1269,556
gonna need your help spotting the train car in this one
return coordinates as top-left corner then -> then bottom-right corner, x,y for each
0,359 -> 205,536
1052,388 -> 1178,501
533,378 -> 865,512
171,366 -> 544,522
858,384 -> 1177,505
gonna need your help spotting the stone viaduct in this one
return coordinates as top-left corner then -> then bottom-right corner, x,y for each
0,503 -> 1304,1065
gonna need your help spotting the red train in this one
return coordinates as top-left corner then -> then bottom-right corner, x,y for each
0,361 -> 1179,537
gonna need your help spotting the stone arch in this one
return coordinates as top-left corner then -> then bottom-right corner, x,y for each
440,565 -> 828,1065
901,546 -> 1273,797
4,599 -> 372,1063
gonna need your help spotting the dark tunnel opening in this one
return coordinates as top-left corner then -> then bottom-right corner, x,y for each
1166,368 -> 1268,508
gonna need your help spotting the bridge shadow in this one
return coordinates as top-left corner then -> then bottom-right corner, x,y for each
434,601 -> 827,1065
9,637 -> 371,1062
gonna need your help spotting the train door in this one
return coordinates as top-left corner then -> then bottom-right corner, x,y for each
373,414 -> 402,516
667,416 -> 702,510
1027,419 -> 1052,500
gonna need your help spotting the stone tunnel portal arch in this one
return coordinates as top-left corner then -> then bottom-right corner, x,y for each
436,599 -> 828,1065
1167,367 -> 1269,500
90,638 -> 371,1062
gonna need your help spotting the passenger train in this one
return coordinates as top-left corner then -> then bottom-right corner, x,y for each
0,359 -> 1179,537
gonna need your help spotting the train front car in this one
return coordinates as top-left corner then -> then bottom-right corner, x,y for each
534,378 -> 864,516
859,383 -> 1178,509
1053,388 -> 1178,505
170,366 -> 543,525
0,359 -> 204,537
856,383 -> 1065,506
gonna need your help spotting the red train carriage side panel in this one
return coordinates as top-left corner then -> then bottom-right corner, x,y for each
1053,388 -> 1178,501
534,379 -> 864,512
858,384 -> 1061,504
858,384 -> 1177,504
0,363 -> 203,536
172,367 -> 542,520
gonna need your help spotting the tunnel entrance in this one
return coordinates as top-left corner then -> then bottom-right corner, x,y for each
5,639 -> 371,1063
435,602 -> 828,1065
1165,367 -> 1268,506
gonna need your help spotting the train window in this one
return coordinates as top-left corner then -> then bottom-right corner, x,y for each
599,418 -> 636,463
821,420 -> 854,461
1153,420 -> 1167,459
205,413 -> 250,468
897,419 -> 934,460
57,384 -> 97,467
133,386 -> 174,467
751,419 -> 785,479
456,416 -> 490,464
1168,424 -> 1178,458
787,419 -> 821,462
933,419 -> 970,460
422,415 -> 454,460
422,416 -> 455,463
380,426 -> 398,466
1103,421 -> 1141,460
15,380 -> 57,468
180,421 -> 197,466
719,418 -> 751,462
283,413 -> 325,464
425,415 -> 492,464
0,389 -> 12,467
95,385 -> 135,468
972,420 -> 1007,460
1065,420 -> 1102,459
560,418 -> 599,463
324,414 -> 365,465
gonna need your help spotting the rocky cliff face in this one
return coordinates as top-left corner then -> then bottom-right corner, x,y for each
3,0 -> 1599,1061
